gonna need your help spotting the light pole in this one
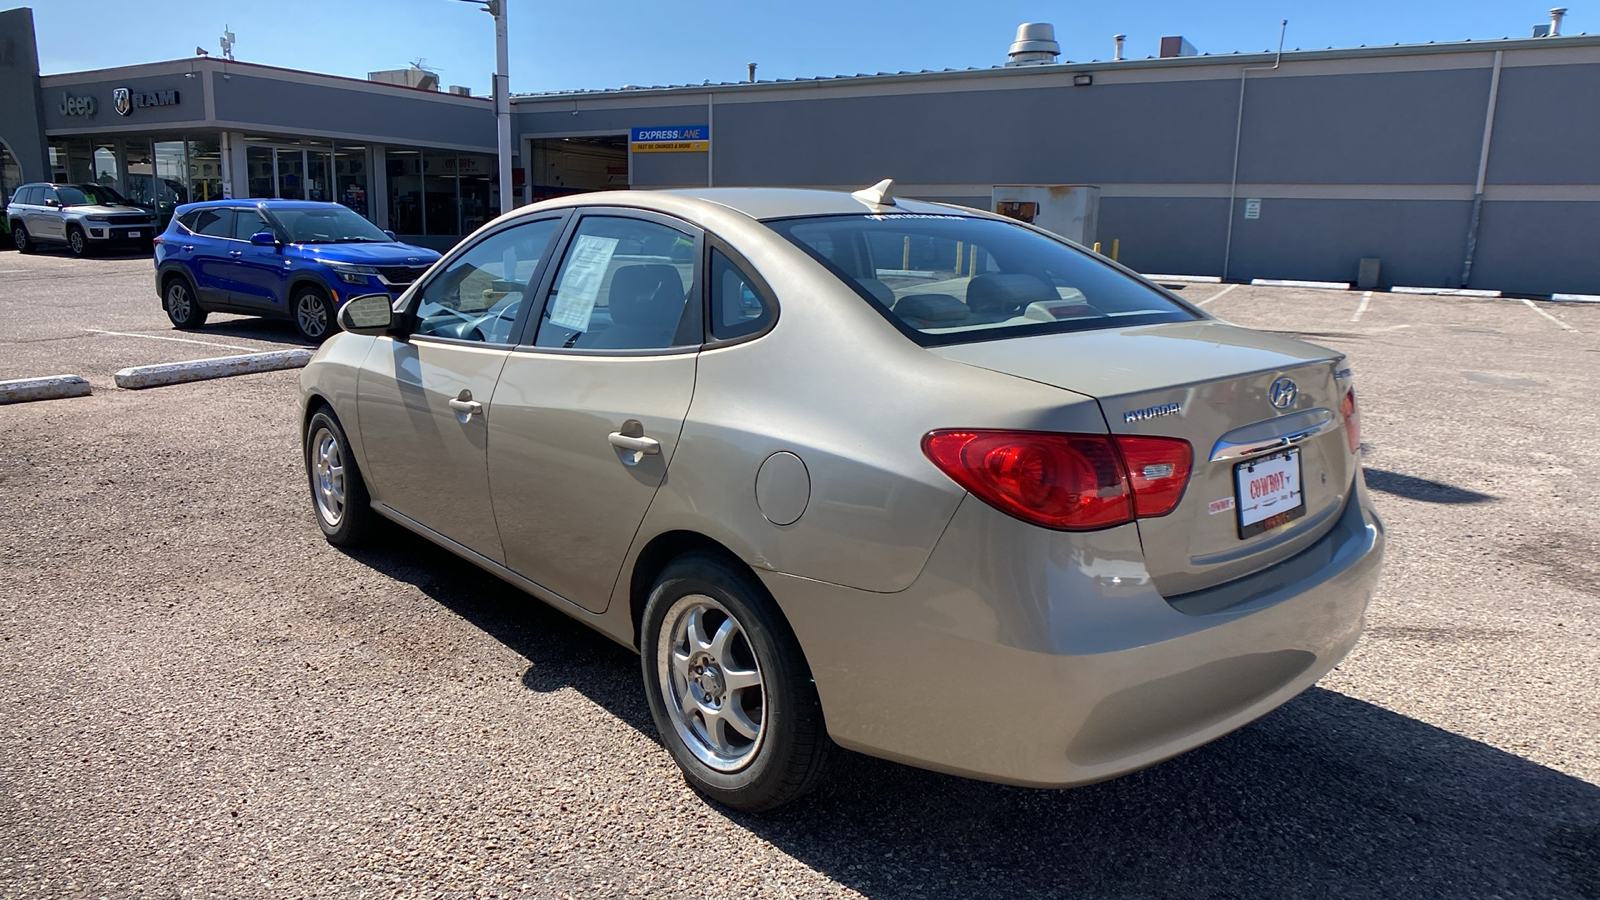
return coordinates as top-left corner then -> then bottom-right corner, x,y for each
458,0 -> 514,215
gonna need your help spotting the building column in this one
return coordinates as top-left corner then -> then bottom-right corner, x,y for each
370,145 -> 388,229
223,131 -> 247,198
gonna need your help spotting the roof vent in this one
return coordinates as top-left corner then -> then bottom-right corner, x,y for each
1007,23 -> 1061,67
1534,7 -> 1568,36
1159,36 -> 1198,58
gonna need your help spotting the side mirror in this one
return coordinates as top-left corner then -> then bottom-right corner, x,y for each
337,293 -> 399,335
249,231 -> 278,246
383,230 -> 397,241
43,199 -> 60,208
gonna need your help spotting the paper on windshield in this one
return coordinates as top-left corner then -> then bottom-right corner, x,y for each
547,235 -> 619,332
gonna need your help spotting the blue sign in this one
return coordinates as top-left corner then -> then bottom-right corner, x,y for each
630,125 -> 709,143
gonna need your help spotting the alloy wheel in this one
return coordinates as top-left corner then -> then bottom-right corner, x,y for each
657,595 -> 767,772
296,293 -> 328,339
310,426 -> 346,527
69,230 -> 85,256
167,283 -> 191,322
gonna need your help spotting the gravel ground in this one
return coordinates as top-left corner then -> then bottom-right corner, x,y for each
1,251 -> 1597,898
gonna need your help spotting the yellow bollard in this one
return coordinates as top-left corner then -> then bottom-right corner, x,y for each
1111,238 -> 1120,262
1093,241 -> 1102,254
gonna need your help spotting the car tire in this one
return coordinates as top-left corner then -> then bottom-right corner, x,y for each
164,277 -> 207,329
66,225 -> 90,258
12,222 -> 34,254
304,407 -> 376,547
640,552 -> 834,812
292,285 -> 337,344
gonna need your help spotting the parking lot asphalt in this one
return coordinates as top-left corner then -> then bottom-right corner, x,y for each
1,248 -> 1597,899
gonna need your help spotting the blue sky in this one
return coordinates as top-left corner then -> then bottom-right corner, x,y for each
15,1 -> 1586,95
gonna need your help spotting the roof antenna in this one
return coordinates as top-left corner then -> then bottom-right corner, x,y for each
852,178 -> 897,207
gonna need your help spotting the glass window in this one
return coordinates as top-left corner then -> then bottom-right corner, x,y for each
767,214 -> 1197,347
56,184 -> 131,207
306,150 -> 332,203
454,154 -> 495,234
276,149 -> 304,201
335,146 -> 368,217
423,150 -> 458,236
534,216 -> 698,352
153,140 -> 188,226
413,217 -> 563,344
190,208 -> 234,238
123,138 -> 155,210
246,146 -> 274,199
709,249 -> 772,340
40,186 -> 59,205
233,209 -> 270,241
187,137 -> 222,203
387,149 -> 423,234
266,206 -> 386,243
92,142 -> 118,189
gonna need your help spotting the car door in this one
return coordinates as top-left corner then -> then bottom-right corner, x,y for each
488,210 -> 703,613
183,208 -> 237,305
35,187 -> 65,241
228,207 -> 287,311
356,212 -> 568,563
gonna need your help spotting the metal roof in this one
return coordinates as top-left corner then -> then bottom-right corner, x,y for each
510,33 -> 1600,103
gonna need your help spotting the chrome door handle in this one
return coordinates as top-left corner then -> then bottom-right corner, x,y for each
182,244 -> 195,251
447,397 -> 482,415
607,432 -> 661,454
229,250 -> 243,258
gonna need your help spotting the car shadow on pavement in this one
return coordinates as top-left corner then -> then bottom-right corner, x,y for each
343,530 -> 1599,900
199,317 -> 316,347
1363,467 -> 1496,504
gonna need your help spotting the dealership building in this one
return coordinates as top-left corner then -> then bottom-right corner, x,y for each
3,5 -> 1598,293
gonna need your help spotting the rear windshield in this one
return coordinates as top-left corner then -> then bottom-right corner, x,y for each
766,214 -> 1196,345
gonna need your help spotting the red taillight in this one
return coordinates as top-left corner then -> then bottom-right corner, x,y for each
922,430 -> 1191,531
1341,388 -> 1361,454
151,235 -> 165,246
1116,436 -> 1194,517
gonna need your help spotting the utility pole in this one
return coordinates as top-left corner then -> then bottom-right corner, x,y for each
459,0 -> 514,215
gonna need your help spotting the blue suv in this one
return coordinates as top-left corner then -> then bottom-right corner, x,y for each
154,200 -> 442,342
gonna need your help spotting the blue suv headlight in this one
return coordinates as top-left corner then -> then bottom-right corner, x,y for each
328,263 -> 379,285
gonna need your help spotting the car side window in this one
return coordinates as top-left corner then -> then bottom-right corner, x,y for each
533,215 -> 698,351
232,209 -> 268,241
192,209 -> 234,238
709,248 -> 772,340
412,217 -> 562,344
40,187 -> 58,206
15,186 -> 36,205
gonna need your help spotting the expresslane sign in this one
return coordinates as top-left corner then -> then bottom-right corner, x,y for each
630,125 -> 709,153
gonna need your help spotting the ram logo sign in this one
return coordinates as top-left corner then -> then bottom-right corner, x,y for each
113,87 -> 180,117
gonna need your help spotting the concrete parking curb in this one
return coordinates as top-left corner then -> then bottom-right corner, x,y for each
0,375 -> 92,404
1391,286 -> 1503,298
114,349 -> 315,390
1551,293 -> 1600,303
1145,274 -> 1223,284
1251,278 -> 1351,290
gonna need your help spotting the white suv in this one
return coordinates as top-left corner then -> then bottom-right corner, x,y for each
7,183 -> 158,257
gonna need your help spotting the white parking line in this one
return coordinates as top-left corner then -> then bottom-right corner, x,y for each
1197,284 -> 1240,307
1351,291 -> 1373,322
1520,299 -> 1579,333
84,329 -> 257,351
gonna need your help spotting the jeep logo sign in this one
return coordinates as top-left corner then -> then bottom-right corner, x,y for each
114,87 -> 180,116
59,92 -> 97,117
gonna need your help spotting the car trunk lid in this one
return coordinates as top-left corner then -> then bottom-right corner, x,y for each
932,320 -> 1357,596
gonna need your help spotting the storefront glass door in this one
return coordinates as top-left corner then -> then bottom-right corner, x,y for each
276,149 -> 305,201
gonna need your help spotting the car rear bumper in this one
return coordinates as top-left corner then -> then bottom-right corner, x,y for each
763,476 -> 1383,787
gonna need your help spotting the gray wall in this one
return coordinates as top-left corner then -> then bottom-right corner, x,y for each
212,73 -> 496,150
0,7 -> 49,189
514,42 -> 1600,295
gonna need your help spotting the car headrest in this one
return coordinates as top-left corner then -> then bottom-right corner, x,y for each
966,273 -> 1057,317
893,293 -> 971,327
608,264 -> 685,325
855,277 -> 897,307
